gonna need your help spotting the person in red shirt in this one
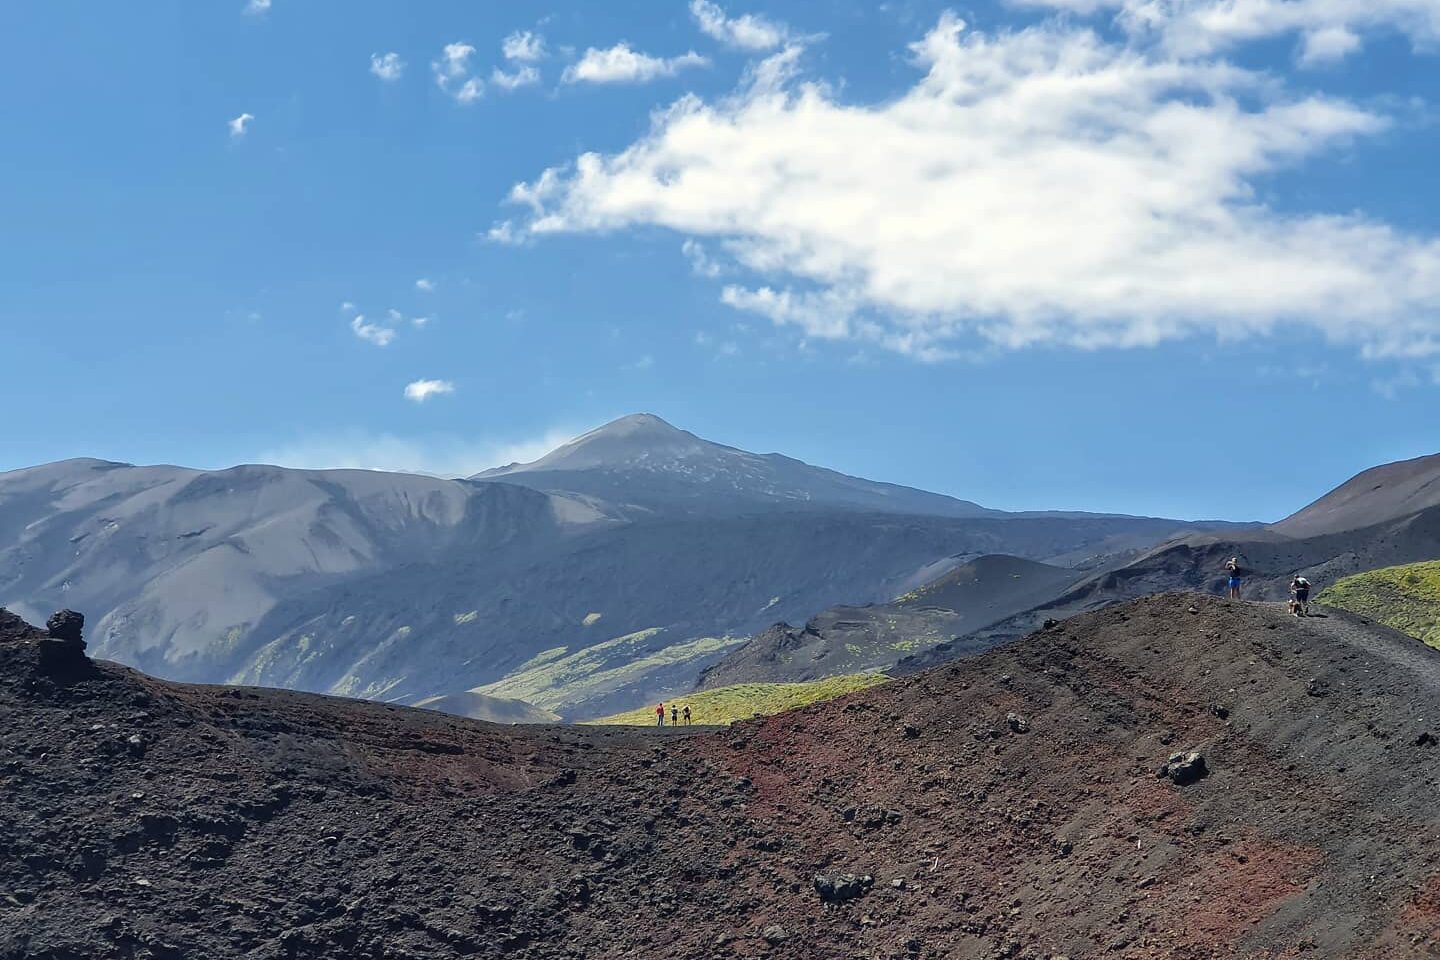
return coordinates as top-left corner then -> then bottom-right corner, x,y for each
655,703 -> 665,727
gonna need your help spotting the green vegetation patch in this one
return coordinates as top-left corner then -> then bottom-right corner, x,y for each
1317,560 -> 1440,649
472,629 -> 745,712
586,673 -> 891,727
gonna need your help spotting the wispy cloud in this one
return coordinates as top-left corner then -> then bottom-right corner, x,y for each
562,44 -> 708,84
403,378 -> 456,402
228,112 -> 254,139
485,220 -> 525,245
243,0 -> 270,15
433,42 -> 484,102
1015,0 -> 1440,65
503,30 -> 548,63
492,65 -> 541,91
350,314 -> 397,347
509,14 -> 1440,362
682,239 -> 723,278
415,277 -> 435,293
690,0 -> 788,50
370,52 -> 405,82
257,426 -> 582,478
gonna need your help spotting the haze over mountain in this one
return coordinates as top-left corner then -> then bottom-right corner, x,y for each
0,415 -> 1224,718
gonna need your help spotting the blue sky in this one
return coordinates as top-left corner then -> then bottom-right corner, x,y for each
3,0 -> 1439,521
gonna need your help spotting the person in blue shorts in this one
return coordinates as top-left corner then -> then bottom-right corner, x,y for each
1225,557 -> 1243,599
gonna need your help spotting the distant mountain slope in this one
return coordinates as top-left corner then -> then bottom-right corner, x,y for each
476,413 -> 1000,518
1272,453 -> 1440,538
1318,560 -> 1440,648
699,554 -> 1084,688
1,417 -> 1224,716
895,452 -> 1440,677
410,691 -> 561,724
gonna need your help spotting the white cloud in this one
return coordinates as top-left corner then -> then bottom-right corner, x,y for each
492,65 -> 541,91
1299,25 -> 1363,65
228,112 -> 254,139
370,52 -> 405,82
404,379 -> 456,402
350,314 -> 397,347
411,315 -> 431,327
416,277 -> 435,292
1015,0 -> 1440,64
506,14 -> 1440,361
503,30 -> 548,62
485,220 -> 527,245
563,44 -> 709,84
340,301 -> 358,314
257,426 -> 581,478
682,238 -> 723,277
690,0 -> 787,50
244,0 -> 270,14
434,42 -> 484,102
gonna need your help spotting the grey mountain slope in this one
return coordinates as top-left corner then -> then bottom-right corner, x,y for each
697,554 -> 1084,688
477,414 -> 1001,518
226,511 -> 1194,718
1270,452 -> 1440,538
1,418 -> 1226,719
410,690 -> 560,724
891,451 -> 1440,677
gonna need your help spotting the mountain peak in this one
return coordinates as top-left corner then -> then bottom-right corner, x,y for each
474,415 -> 996,519
589,413 -> 687,438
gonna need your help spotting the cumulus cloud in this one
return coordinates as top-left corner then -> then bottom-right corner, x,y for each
505,13 -> 1440,361
350,315 -> 397,347
434,42 -> 484,102
370,52 -> 405,81
1015,0 -> 1440,64
563,44 -> 708,84
403,379 -> 456,402
258,426 -> 582,478
228,112 -> 254,138
503,30 -> 548,62
690,0 -> 787,50
416,277 -> 435,292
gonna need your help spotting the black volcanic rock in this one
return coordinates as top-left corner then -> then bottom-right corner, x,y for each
45,609 -> 85,647
0,607 -> 46,642
5,596 -> 1440,957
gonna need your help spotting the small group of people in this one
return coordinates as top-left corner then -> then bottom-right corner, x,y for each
655,702 -> 692,727
1223,557 -> 1312,616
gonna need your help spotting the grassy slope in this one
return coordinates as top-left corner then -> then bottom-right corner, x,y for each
1317,560 -> 1440,649
470,629 -> 746,713
586,673 -> 891,726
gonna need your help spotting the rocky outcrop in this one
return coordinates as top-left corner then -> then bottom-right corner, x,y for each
1,608 -> 90,677
0,608 -> 46,643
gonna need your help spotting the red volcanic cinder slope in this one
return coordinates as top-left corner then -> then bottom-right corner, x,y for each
3,596 -> 1439,959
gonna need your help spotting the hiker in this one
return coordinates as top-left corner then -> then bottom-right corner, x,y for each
671,704 -> 679,726
1225,557 -> 1243,599
1290,575 -> 1312,616
655,703 -> 665,727
682,705 -> 692,726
